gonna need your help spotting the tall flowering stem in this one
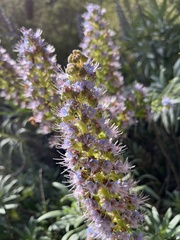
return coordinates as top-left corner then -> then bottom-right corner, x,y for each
56,50 -> 144,240
80,4 -> 123,94
15,28 -> 60,133
80,4 -> 150,131
0,46 -> 22,105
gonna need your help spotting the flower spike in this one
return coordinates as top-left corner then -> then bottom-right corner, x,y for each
80,4 -> 124,94
15,27 -> 60,133
0,45 -> 22,105
56,50 -> 144,240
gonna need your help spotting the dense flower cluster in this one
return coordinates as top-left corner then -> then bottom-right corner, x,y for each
56,50 -> 144,240
80,4 -> 123,94
80,4 -> 149,131
0,45 -> 22,105
15,27 -> 60,133
104,83 -> 150,128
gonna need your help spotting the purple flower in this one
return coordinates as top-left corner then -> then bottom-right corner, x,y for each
15,27 -> 61,134
162,97 -> 174,106
80,4 -> 124,94
0,45 -> 23,105
56,50 -> 145,239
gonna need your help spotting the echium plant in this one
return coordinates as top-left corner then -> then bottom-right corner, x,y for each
80,4 -> 149,129
80,4 -> 123,94
56,50 -> 144,240
15,28 -> 60,133
105,83 -> 150,128
0,45 -> 22,105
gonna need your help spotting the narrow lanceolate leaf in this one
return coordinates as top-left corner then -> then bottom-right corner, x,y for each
37,210 -> 62,222
168,214 -> 180,230
56,50 -> 145,240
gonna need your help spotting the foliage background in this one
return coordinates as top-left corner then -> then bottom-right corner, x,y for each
0,0 -> 180,239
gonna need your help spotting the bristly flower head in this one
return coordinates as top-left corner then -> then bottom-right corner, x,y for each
80,4 -> 123,94
56,50 -> 145,239
15,27 -> 60,133
0,45 -> 22,105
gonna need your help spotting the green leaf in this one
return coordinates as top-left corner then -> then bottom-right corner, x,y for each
4,203 -> 18,210
162,77 -> 180,101
161,208 -> 172,229
37,210 -> 62,222
134,185 -> 160,200
173,226 -> 180,239
164,208 -> 172,221
61,215 -> 78,226
48,220 -> 68,231
39,237 -> 51,240
3,179 -> 18,193
138,174 -> 159,182
3,194 -> 19,203
0,175 -> 12,188
168,214 -> 180,230
52,182 -> 69,195
144,215 -> 152,226
61,229 -> 76,240
0,208 -> 6,214
151,233 -> 161,240
61,225 -> 86,240
74,216 -> 84,228
152,207 -> 160,224
68,233 -> 80,240
161,110 -> 170,133
173,58 -> 180,77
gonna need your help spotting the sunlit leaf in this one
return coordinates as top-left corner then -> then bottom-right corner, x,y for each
37,210 -> 62,222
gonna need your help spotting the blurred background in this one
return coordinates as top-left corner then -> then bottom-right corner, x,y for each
0,0 -> 180,239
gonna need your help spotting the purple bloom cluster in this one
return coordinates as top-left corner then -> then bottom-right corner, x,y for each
0,46 -> 22,105
15,27 -> 60,133
80,4 -> 150,131
80,4 -> 123,94
56,50 -> 144,239
102,82 -> 150,129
